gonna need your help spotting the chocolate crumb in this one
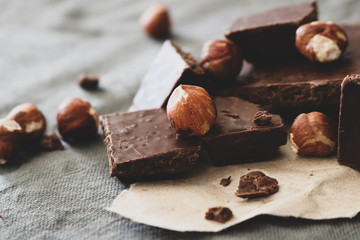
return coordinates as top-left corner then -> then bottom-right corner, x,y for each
220,176 -> 231,186
235,171 -> 279,198
40,132 -> 64,151
205,207 -> 233,223
252,111 -> 272,126
77,74 -> 99,90
309,173 -> 314,176
0,214 -> 2,218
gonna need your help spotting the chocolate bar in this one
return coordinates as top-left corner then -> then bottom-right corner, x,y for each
133,40 -> 207,110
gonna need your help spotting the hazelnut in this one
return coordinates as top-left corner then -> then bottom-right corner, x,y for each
7,103 -> 46,143
77,74 -> 99,90
57,98 -> 99,141
295,21 -> 348,63
0,119 -> 23,164
139,3 -> 171,39
200,40 -> 243,85
289,111 -> 337,157
166,85 -> 216,136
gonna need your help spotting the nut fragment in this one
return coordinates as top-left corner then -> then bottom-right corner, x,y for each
252,111 -> 272,126
0,119 -> 23,164
295,21 -> 348,63
7,103 -> 46,143
139,3 -> 171,39
205,207 -> 233,223
40,132 -> 64,151
220,176 -> 231,187
289,111 -> 336,157
77,74 -> 99,90
200,40 -> 243,85
166,85 -> 216,136
57,98 -> 99,142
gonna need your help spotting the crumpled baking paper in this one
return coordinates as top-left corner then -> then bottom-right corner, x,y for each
107,142 -> 360,232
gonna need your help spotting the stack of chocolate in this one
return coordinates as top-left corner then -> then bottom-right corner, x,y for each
100,0 -> 360,180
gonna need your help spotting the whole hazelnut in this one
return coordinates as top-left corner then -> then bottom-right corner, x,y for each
0,119 -> 23,164
57,98 -> 99,141
7,103 -> 46,143
139,3 -> 171,39
200,40 -> 243,85
166,85 -> 216,136
295,21 -> 348,63
289,111 -> 337,157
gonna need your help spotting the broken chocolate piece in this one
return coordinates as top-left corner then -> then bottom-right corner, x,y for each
205,207 -> 233,223
202,97 -> 287,166
225,1 -> 317,63
235,171 -> 279,198
40,132 -> 64,151
133,40 -> 208,110
77,74 -> 99,90
100,109 -> 202,180
219,24 -> 360,112
220,176 -> 231,187
253,111 -> 272,126
338,74 -> 360,170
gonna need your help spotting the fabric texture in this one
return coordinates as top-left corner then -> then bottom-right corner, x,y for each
0,0 -> 359,239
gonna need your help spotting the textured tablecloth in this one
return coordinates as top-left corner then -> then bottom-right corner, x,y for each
1,0 -> 360,239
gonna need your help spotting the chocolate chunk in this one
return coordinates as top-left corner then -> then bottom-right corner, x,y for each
219,24 -> 360,112
235,171 -> 279,198
133,40 -> 208,110
77,74 -> 99,90
205,207 -> 233,223
220,176 -> 231,187
100,109 -> 201,180
202,97 -> 287,166
225,1 -> 317,63
338,74 -> 360,170
253,111 -> 272,126
40,132 -> 64,151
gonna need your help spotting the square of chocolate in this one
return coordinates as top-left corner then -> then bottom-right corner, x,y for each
133,40 -> 207,110
338,74 -> 360,170
100,109 -> 202,180
202,97 -> 287,166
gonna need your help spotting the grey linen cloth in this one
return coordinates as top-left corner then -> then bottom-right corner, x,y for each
1,0 -> 360,239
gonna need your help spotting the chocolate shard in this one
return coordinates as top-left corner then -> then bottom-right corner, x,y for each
235,171 -> 279,198
205,207 -> 233,223
219,24 -> 360,112
338,74 -> 360,170
220,176 -> 231,187
225,1 -> 317,63
202,97 -> 287,166
100,109 -> 202,180
133,40 -> 208,110
40,132 -> 64,151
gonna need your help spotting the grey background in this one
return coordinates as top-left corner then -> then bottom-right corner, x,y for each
0,0 -> 360,239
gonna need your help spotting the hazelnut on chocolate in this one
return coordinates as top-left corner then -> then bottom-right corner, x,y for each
139,3 -> 171,39
290,111 -> 337,157
0,119 -> 23,164
200,40 -> 243,85
296,21 -> 348,63
166,85 -> 216,136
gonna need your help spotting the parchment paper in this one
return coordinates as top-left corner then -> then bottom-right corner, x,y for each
107,142 -> 360,232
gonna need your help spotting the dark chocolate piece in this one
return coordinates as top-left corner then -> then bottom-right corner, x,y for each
77,74 -> 99,90
235,171 -> 279,198
133,40 -> 207,110
225,1 -> 317,63
219,25 -> 360,111
100,109 -> 201,180
205,207 -> 233,223
338,74 -> 360,170
202,97 -> 287,166
252,111 -> 272,126
40,132 -> 64,151
220,176 -> 231,187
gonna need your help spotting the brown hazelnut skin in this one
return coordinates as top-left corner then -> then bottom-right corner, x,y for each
0,119 -> 23,164
200,40 -> 243,85
289,112 -> 337,157
7,103 -> 46,143
57,98 -> 99,142
295,21 -> 348,63
166,85 -> 216,136
139,3 -> 171,39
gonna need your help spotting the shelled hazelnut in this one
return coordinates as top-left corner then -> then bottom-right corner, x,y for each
7,103 -> 46,143
0,119 -> 23,164
140,3 -> 171,39
289,111 -> 336,157
57,98 -> 99,142
166,85 -> 216,136
295,21 -> 348,63
200,40 -> 243,85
